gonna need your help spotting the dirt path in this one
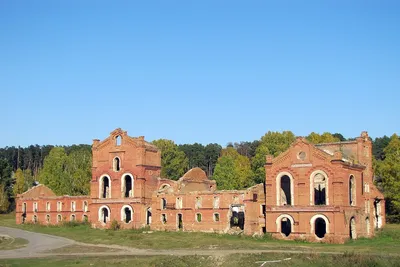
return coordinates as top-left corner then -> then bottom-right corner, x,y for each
0,226 -> 343,259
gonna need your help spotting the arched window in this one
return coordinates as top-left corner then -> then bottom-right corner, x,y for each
161,198 -> 167,210
116,135 -> 121,146
213,213 -> 220,222
71,201 -> 76,212
176,197 -> 182,209
121,174 -> 133,198
310,214 -> 329,239
113,157 -> 121,172
196,213 -> 202,222
313,173 -> 327,205
57,201 -> 62,212
71,214 -> 76,221
213,196 -> 220,209
374,199 -> 382,229
146,208 -> 152,225
57,214 -> 62,223
366,217 -> 370,236
350,217 -> 357,239
98,205 -> 110,224
22,202 -> 27,213
99,176 -> 111,198
177,214 -> 183,229
276,172 -> 294,206
46,202 -> 50,212
83,215 -> 88,222
46,214 -> 50,224
280,175 -> 292,205
33,215 -> 38,223
310,171 -> 329,206
121,205 -> 133,223
349,175 -> 356,206
159,184 -> 170,192
83,201 -> 88,212
195,197 -> 202,209
276,214 -> 294,237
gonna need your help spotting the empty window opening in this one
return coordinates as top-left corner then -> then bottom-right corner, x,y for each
161,214 -> 167,224
33,202 -> 38,212
280,175 -> 291,205
113,157 -> 121,172
57,201 -> 62,212
177,214 -> 183,230
116,135 -> 121,146
176,197 -> 183,209
21,214 -> 26,224
123,207 -> 132,223
83,215 -> 88,222
261,204 -> 266,216
46,214 -> 50,224
22,203 -> 27,214
350,217 -> 357,239
71,201 -> 76,212
71,214 -> 76,221
213,213 -> 220,222
213,196 -> 220,209
83,201 -> 88,212
262,227 -> 266,234
159,184 -> 170,192
102,177 -> 110,198
230,206 -> 245,230
315,218 -> 326,238
146,208 -> 152,225
123,175 -> 133,197
46,202 -> 50,212
314,173 -> 326,205
253,193 -> 258,202
196,213 -> 202,222
57,214 -> 62,223
195,197 -> 202,209
366,217 -> 371,236
349,175 -> 356,206
374,199 -> 382,229
161,198 -> 167,210
33,215 -> 38,223
100,207 -> 109,224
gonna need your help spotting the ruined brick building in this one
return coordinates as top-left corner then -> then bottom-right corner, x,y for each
16,129 -> 385,243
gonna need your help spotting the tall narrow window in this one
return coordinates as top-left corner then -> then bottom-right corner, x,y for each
83,201 -> 88,212
116,135 -> 121,146
176,197 -> 182,209
213,196 -> 220,209
123,174 -> 133,197
101,176 -> 110,198
314,173 -> 327,205
46,202 -> 50,212
33,202 -> 38,212
57,201 -> 62,212
280,175 -> 291,205
113,157 -> 121,172
23,203 -> 27,213
195,197 -> 202,209
349,175 -> 356,206
161,198 -> 167,210
71,201 -> 76,212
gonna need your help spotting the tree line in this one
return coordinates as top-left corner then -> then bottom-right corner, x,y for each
0,131 -> 399,222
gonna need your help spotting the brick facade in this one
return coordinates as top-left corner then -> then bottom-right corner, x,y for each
15,129 -> 385,243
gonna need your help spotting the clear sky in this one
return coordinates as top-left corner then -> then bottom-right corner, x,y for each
1,1 -> 399,147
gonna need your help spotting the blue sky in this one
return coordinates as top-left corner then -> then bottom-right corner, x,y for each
1,1 -> 399,147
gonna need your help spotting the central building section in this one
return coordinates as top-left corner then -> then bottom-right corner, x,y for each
90,128 -> 162,228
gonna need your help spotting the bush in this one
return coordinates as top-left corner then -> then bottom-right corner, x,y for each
110,220 -> 121,231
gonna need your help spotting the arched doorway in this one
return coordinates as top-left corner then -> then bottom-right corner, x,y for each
280,217 -> 292,237
100,176 -> 111,199
146,208 -> 152,225
123,174 -> 133,198
99,206 -> 110,224
315,218 -> 326,238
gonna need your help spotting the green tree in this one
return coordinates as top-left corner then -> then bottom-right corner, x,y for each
23,169 -> 34,191
213,147 -> 253,190
306,132 -> 340,144
204,143 -> 222,177
13,168 -> 25,196
252,131 -> 296,184
178,143 -> 206,171
375,134 -> 400,216
0,183 -> 10,213
65,148 -> 92,195
152,139 -> 189,180
373,135 -> 391,160
38,147 -> 69,195
0,159 -> 13,211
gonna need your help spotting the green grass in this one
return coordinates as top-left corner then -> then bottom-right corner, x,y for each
0,237 -> 28,250
1,213 -> 400,255
1,253 -> 400,267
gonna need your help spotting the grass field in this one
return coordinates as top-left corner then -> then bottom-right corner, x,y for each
0,237 -> 28,251
1,253 -> 400,267
1,213 -> 400,255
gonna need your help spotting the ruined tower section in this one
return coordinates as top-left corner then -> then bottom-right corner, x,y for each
90,128 -> 161,229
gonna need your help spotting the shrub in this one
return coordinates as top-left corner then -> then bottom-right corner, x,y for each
110,219 -> 121,231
